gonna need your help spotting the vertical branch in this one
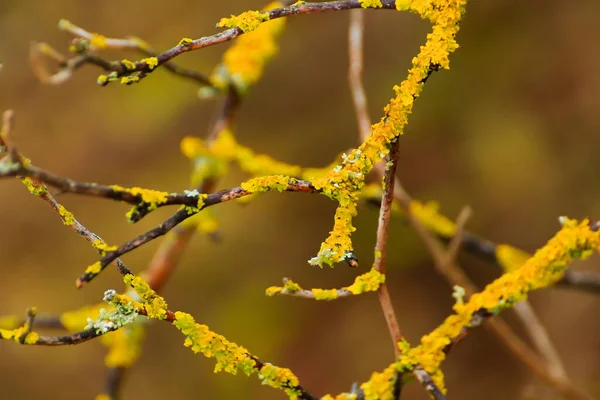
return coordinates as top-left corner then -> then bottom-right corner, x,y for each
348,10 -> 371,142
373,139 -> 403,353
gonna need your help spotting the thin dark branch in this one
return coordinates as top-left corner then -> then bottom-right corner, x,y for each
72,0 -> 398,84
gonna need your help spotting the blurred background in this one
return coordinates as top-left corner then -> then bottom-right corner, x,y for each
1,1 -> 600,399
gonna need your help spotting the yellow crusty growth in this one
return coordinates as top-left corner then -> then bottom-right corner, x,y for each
386,217 -> 600,394
496,244 -> 531,272
141,57 -> 159,70
85,261 -> 103,275
20,177 -> 47,196
0,317 -> 40,344
307,0 -> 466,267
173,311 -> 256,374
359,365 -> 397,400
110,185 -> 169,210
360,0 -> 383,8
218,9 -> 271,33
124,274 -> 168,320
212,2 -> 285,93
241,175 -> 294,193
92,240 -> 118,254
58,205 -> 75,226
266,268 -> 385,300
181,129 -> 334,182
178,38 -> 193,47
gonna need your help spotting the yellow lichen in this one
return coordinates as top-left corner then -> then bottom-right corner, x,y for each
20,177 -> 47,196
85,261 -> 103,275
58,205 -> 75,226
124,274 -> 168,320
360,365 -> 397,400
110,185 -> 169,211
120,76 -> 140,85
141,57 -> 159,70
218,10 -> 271,33
346,268 -> 385,294
241,175 -> 293,193
173,311 -> 256,375
92,240 -> 118,255
496,244 -> 531,272
388,218 -> 600,395
212,2 -> 285,93
409,201 -> 457,238
177,37 -> 194,47
359,0 -> 383,8
121,59 -> 136,70
311,288 -> 339,300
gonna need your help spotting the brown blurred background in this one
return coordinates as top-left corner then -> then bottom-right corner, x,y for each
1,1 -> 600,399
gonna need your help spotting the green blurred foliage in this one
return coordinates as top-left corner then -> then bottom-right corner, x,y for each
1,1 -> 600,399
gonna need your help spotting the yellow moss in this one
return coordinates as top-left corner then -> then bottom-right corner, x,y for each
346,268 -> 385,294
496,244 -> 531,272
212,2 -> 285,93
218,10 -> 271,33
124,274 -> 168,320
141,57 -> 159,70
85,261 -> 103,275
359,0 -> 383,8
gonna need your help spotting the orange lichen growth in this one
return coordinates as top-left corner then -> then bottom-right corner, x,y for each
241,175 -> 295,193
212,2 -> 285,93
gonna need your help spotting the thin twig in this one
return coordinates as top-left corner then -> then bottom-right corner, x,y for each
54,1 -> 398,85
348,11 -> 441,399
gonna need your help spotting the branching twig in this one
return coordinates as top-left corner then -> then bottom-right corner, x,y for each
49,1 -> 398,85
